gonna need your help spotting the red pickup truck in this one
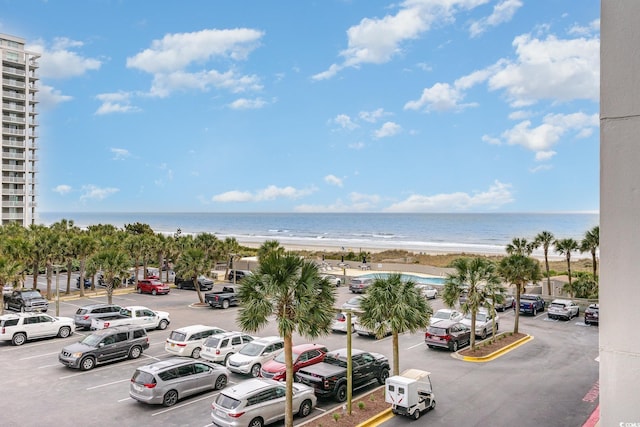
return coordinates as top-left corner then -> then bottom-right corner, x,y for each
136,279 -> 170,295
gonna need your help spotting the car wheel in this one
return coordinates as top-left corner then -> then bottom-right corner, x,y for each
250,364 -> 261,377
129,346 -> 142,359
152,289 -> 157,296
533,307 -> 537,316
162,390 -> 179,407
222,299 -> 230,309
585,319 -> 590,325
136,287 -> 142,294
430,399 -> 437,410
157,319 -> 168,330
378,368 -> 389,385
12,332 -> 27,346
3,301 -> 7,309
191,347 -> 201,359
80,356 -> 96,371
20,305 -> 26,313
214,374 -> 228,390
413,408 -> 421,420
223,353 -> 232,365
450,341 -> 459,352
58,326 -> 71,338
427,345 -> 435,349
177,283 -> 182,289
480,329 -> 487,339
496,323 -> 499,331
248,418 -> 264,427
298,399 -> 313,418
336,384 -> 347,402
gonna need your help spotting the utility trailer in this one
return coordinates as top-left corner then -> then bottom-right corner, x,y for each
385,368 -> 436,420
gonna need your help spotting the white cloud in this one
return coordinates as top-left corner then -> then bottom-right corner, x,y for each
530,164 -> 553,173
312,0 -> 487,79
79,185 -> 119,201
406,31 -> 599,111
28,37 -> 102,79
469,0 -> 523,38
332,114 -> 359,130
213,185 -> 317,202
500,112 -> 598,153
110,148 -> 131,160
229,97 -> 267,109
37,84 -> 73,110
373,122 -> 401,139
52,184 -> 72,195
358,108 -> 390,123
324,175 -> 343,187
126,29 -> 264,97
95,92 -> 141,115
349,141 -> 365,150
295,192 -> 382,212
568,19 -> 600,36
488,34 -> 600,106
385,180 -> 514,212
482,135 -> 501,145
535,151 -> 556,161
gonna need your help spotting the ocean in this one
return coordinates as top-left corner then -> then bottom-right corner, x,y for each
37,212 -> 599,259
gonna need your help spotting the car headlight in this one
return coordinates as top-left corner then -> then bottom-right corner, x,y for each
72,352 -> 84,358
237,360 -> 250,366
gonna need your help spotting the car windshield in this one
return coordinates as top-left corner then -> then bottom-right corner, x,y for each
131,370 -> 155,385
274,350 -> 298,364
323,355 -> 347,367
434,311 -> 450,319
21,291 -> 42,299
550,303 -> 566,309
169,331 -> 187,341
80,334 -> 103,347
204,337 -> 221,347
476,313 -> 488,322
215,393 -> 241,410
427,326 -> 447,335
346,298 -> 361,306
239,342 -> 264,356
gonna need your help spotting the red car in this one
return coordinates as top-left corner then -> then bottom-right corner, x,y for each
260,343 -> 328,381
136,279 -> 170,295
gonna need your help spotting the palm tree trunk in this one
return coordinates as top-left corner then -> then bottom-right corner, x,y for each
46,262 -> 52,300
32,261 -> 39,289
392,332 -> 400,376
195,281 -> 204,304
284,333 -> 294,427
470,314 -> 476,350
544,252 -> 551,296
566,255 -> 573,298
514,285 -> 521,334
591,250 -> 597,280
65,260 -> 72,294
79,258 -> 86,298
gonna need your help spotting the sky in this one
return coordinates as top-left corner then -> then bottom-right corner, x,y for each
1,0 -> 600,214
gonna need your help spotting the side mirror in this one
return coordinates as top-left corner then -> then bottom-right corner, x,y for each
99,342 -> 105,348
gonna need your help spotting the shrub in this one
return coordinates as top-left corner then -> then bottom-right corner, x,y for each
358,401 -> 366,410
333,413 -> 341,422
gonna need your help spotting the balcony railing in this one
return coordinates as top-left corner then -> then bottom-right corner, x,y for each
2,140 -> 25,148
1,128 -> 25,136
1,176 -> 25,184
2,66 -> 26,76
1,164 -> 25,172
2,79 -> 25,88
2,212 -> 25,220
2,152 -> 25,160
2,189 -> 25,196
2,116 -> 26,124
2,103 -> 25,112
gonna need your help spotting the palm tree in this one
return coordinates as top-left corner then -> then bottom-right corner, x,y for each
70,233 -> 98,297
0,257 -> 24,314
221,237 -> 240,279
175,247 -> 211,303
498,255 -> 541,334
580,226 -> 599,281
554,238 -> 579,298
92,248 -> 130,305
358,273 -> 432,375
237,249 -> 336,427
481,279 -> 507,343
123,235 -> 143,286
257,239 -> 284,261
505,237 -> 535,256
442,258 -> 501,350
533,231 -> 555,297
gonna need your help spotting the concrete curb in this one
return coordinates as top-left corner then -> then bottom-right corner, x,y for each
355,408 -> 394,427
461,334 -> 534,362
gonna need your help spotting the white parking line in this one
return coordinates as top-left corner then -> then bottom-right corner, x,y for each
407,341 -> 425,350
87,378 -> 130,390
38,363 -> 61,369
20,351 -> 60,360
151,391 -> 221,416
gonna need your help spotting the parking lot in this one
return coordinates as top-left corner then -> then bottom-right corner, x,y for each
0,281 -> 599,427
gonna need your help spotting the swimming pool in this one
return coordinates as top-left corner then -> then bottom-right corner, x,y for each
357,273 -> 445,286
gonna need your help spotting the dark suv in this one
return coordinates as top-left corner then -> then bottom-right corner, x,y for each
584,303 -> 599,325
519,294 -> 545,315
59,325 -> 149,371
73,303 -> 122,330
175,275 -> 214,291
4,289 -> 49,312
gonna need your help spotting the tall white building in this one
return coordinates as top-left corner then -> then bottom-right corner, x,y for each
0,33 -> 39,226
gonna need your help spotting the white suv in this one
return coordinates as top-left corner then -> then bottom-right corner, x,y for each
226,336 -> 284,377
164,325 -> 226,358
0,312 -> 75,346
200,331 -> 256,365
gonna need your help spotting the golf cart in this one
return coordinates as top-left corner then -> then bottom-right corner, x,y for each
385,369 -> 436,420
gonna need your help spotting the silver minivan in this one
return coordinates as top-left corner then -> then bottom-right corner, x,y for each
130,357 -> 229,407
210,378 -> 316,427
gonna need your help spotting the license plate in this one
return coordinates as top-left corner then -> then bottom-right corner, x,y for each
216,409 -> 226,418
133,384 -> 143,392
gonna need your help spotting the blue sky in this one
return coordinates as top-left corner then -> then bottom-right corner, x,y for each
2,0 -> 600,213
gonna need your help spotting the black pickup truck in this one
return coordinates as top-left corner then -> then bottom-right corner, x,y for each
295,348 -> 389,402
4,289 -> 49,312
204,286 -> 238,309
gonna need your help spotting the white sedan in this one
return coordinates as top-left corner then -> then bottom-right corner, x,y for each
429,309 -> 463,326
321,274 -> 342,287
416,284 -> 438,299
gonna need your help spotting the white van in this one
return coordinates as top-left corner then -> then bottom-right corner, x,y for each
164,324 -> 226,358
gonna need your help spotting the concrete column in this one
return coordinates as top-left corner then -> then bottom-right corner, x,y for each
600,1 -> 640,423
